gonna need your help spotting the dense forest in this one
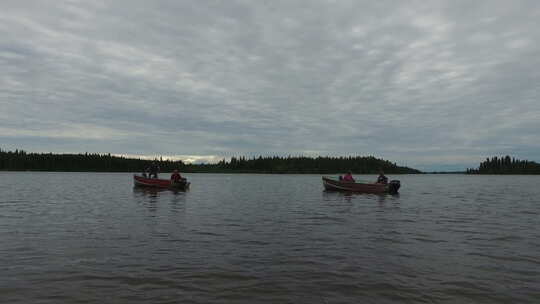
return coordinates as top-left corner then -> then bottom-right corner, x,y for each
0,149 -> 186,172
184,155 -> 421,174
466,156 -> 540,174
0,149 -> 420,174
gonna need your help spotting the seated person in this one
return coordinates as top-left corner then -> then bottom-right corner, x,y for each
342,171 -> 355,182
376,170 -> 388,184
170,169 -> 182,183
149,162 -> 160,178
143,167 -> 151,178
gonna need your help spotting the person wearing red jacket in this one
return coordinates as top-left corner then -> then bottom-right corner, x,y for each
342,171 -> 355,182
170,169 -> 182,183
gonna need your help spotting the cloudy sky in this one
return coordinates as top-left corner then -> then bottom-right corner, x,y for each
1,0 -> 539,171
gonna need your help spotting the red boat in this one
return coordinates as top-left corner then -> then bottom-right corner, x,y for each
133,175 -> 190,190
322,177 -> 400,194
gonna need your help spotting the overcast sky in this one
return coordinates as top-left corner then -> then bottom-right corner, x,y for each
1,0 -> 539,171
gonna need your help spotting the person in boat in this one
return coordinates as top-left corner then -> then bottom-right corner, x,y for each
149,162 -> 160,178
376,170 -> 388,184
142,166 -> 151,178
342,171 -> 355,182
170,169 -> 182,183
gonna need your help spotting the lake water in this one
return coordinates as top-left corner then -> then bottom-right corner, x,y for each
1,172 -> 539,303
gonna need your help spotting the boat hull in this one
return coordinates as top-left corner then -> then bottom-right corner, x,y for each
322,177 -> 400,194
133,175 -> 190,190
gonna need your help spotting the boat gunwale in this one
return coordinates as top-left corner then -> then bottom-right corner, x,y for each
322,176 -> 391,193
133,175 -> 189,189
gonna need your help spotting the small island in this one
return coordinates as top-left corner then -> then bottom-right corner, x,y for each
467,156 -> 540,174
0,148 -> 420,174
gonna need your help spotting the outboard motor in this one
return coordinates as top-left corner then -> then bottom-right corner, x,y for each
388,180 -> 400,194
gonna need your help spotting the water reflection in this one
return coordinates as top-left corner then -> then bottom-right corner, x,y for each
132,187 -> 187,213
375,193 -> 387,204
322,190 -> 354,203
169,192 -> 187,213
322,190 -> 400,202
133,187 -> 188,197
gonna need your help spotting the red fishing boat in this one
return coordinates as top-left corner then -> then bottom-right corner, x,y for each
133,175 -> 190,190
322,177 -> 400,194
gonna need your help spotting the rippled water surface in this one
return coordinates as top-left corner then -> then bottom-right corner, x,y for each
1,172 -> 539,303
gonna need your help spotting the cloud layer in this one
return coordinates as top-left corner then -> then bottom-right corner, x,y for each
1,0 -> 539,170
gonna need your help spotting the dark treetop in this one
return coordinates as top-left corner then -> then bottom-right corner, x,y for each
0,149 -> 420,174
466,155 -> 540,174
0,149 -> 185,173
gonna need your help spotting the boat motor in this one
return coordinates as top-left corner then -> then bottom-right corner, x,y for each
388,180 -> 400,194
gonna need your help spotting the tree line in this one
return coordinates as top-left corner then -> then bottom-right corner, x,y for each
0,148 -> 420,174
184,155 -> 420,174
466,155 -> 540,174
0,149 -> 186,172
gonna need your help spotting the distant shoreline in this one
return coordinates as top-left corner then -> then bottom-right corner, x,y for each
0,149 -> 421,174
0,169 -> 421,174
2,149 -> 539,174
2,170 -> 539,175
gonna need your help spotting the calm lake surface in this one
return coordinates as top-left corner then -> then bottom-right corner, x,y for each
1,172 -> 539,303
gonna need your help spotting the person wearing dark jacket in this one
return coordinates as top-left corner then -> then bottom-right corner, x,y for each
376,170 -> 388,184
149,162 -> 160,178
